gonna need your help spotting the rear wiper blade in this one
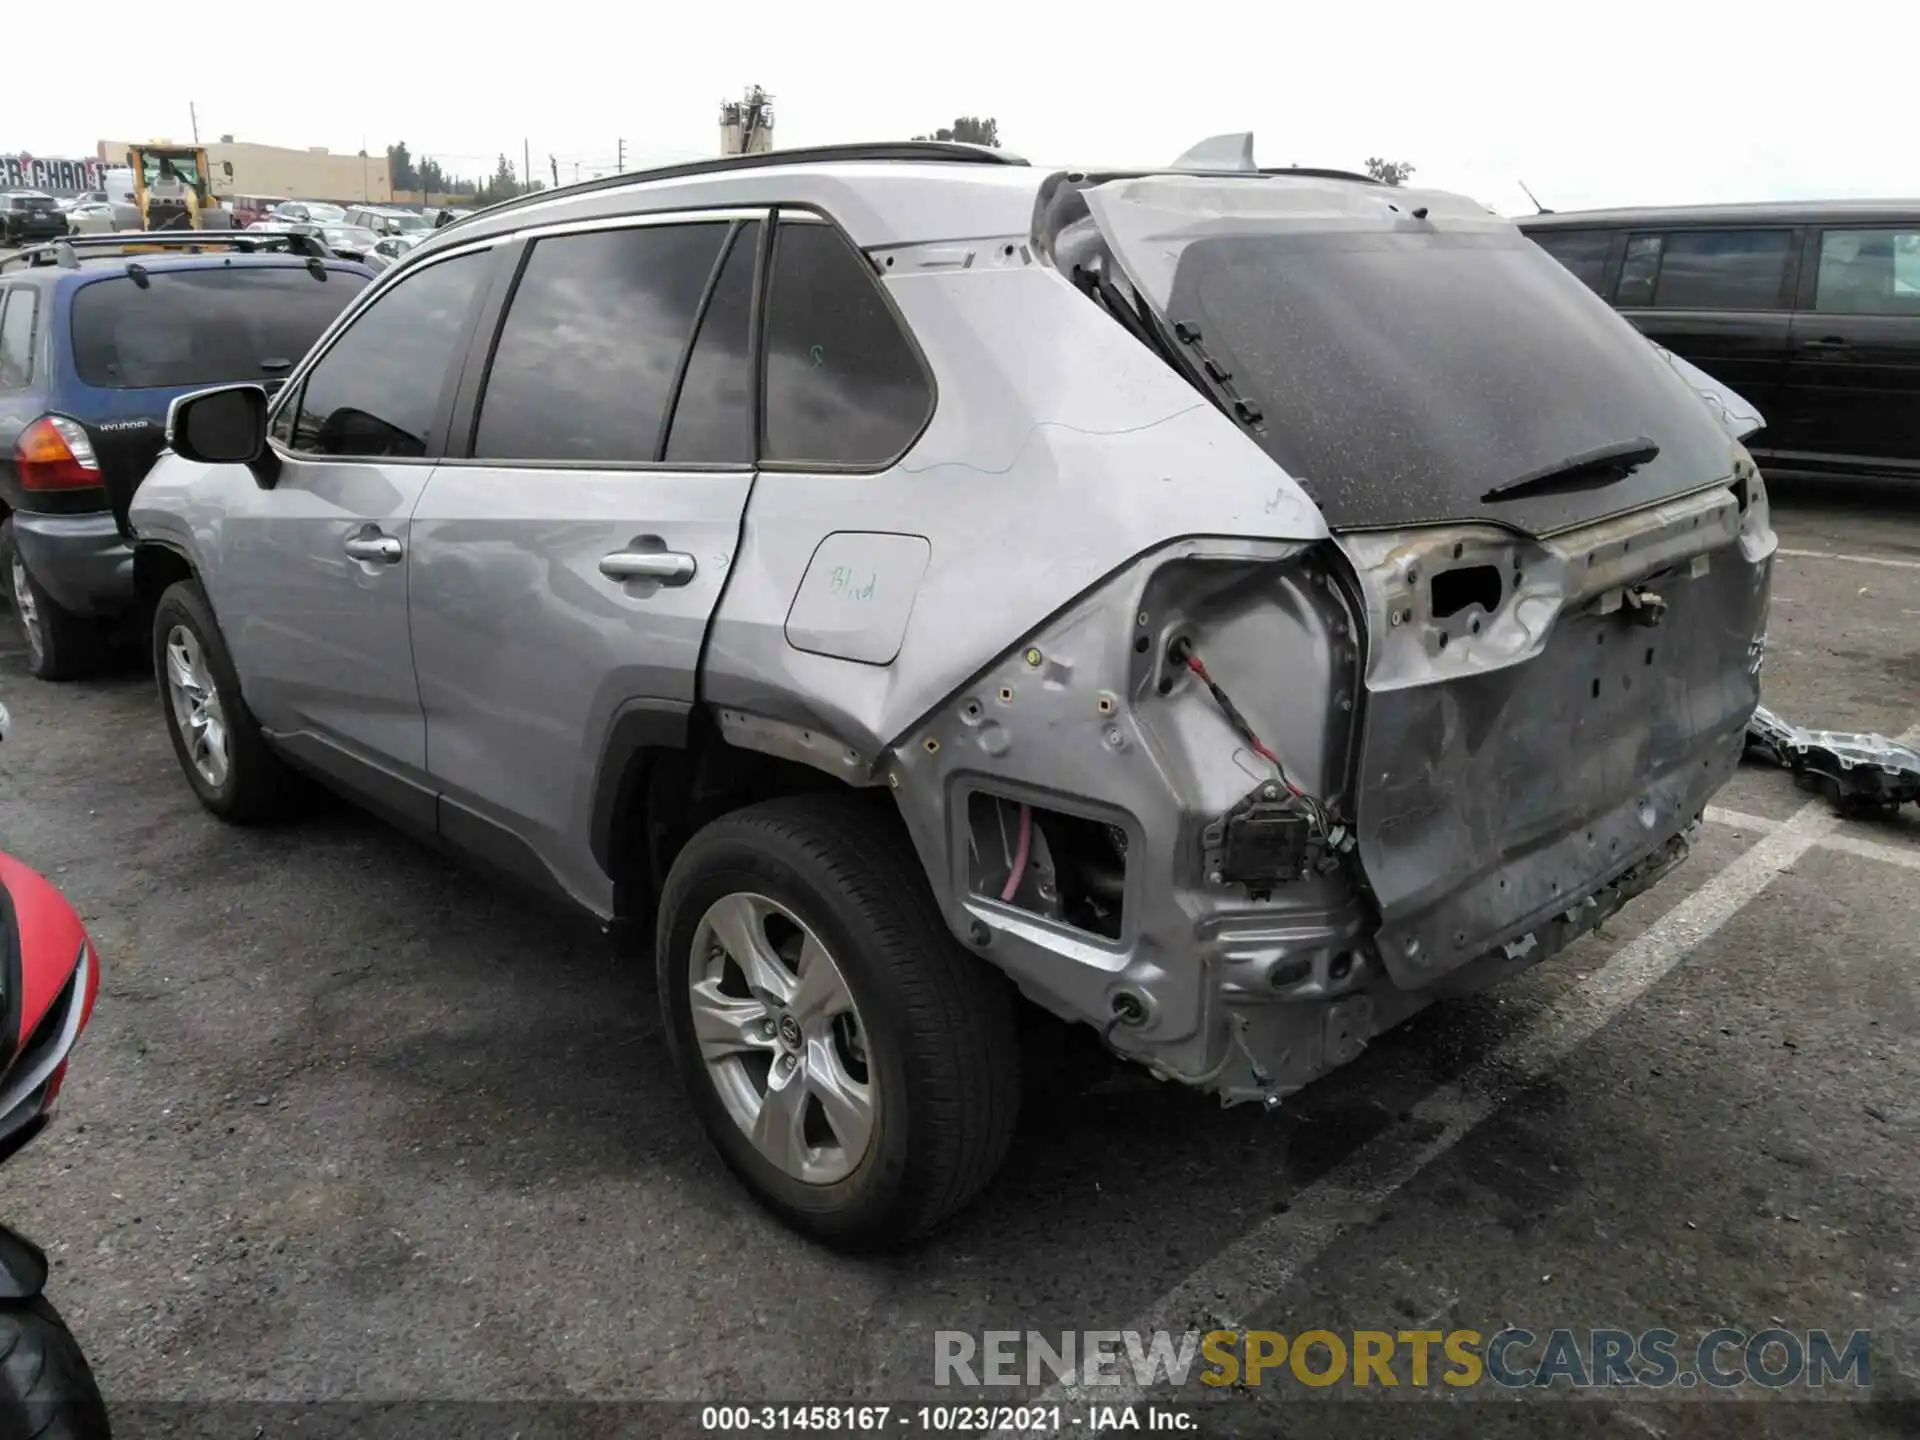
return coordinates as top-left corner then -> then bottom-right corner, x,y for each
1482,437 -> 1660,503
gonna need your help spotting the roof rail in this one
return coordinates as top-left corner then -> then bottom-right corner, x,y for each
454,140 -> 1028,228
0,230 -> 339,270
1259,167 -> 1381,184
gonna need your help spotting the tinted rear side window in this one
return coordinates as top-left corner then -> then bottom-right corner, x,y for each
474,223 -> 728,464
70,266 -> 368,389
665,222 -> 759,465
1530,231 -> 1612,296
1814,228 -> 1920,316
762,221 -> 931,466
1650,230 -> 1793,310
0,289 -> 37,389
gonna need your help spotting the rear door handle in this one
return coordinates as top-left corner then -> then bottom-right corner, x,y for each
599,550 -> 697,585
344,534 -> 403,564
1800,336 -> 1850,350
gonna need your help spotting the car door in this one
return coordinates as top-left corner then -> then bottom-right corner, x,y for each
407,211 -> 763,908
217,242 -> 500,824
1611,227 -> 1799,450
1781,223 -> 1920,476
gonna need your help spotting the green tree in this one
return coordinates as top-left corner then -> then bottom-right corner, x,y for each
386,141 -> 417,192
1364,157 -> 1415,187
914,117 -> 1000,148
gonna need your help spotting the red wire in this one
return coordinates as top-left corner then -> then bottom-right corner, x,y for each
1185,653 -> 1300,794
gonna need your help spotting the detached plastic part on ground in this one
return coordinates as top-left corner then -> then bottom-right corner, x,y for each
1744,705 -> 1920,813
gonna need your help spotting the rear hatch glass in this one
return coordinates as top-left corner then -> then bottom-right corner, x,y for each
1082,176 -> 1736,537
67,263 -> 367,523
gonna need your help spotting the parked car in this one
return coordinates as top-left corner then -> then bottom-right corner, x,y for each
0,194 -> 65,246
130,140 -> 1774,1249
270,201 -> 346,227
64,203 -> 121,237
343,205 -> 432,239
0,234 -> 372,678
1521,201 -> 1920,484
230,194 -> 289,228
315,225 -> 382,261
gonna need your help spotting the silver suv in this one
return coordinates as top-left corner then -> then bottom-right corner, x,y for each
129,140 -> 1775,1248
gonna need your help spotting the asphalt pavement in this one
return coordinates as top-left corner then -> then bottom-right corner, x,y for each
1,477 -> 1917,1439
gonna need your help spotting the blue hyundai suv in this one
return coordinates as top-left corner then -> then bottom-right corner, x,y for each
0,234 -> 371,677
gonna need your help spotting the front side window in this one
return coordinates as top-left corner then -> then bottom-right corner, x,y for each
281,250 -> 489,458
762,221 -> 931,466
0,289 -> 36,389
1814,229 -> 1920,316
473,222 -> 729,464
1530,230 -> 1613,296
1649,229 -> 1793,311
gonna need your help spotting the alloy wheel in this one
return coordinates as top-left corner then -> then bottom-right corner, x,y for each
164,624 -> 231,788
688,891 -> 875,1185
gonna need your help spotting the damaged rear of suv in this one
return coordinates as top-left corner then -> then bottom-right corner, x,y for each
955,164 -> 1776,1108
133,140 -> 1771,1249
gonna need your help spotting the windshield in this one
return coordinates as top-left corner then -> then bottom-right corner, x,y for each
386,212 -> 430,232
1083,176 -> 1735,536
69,266 -> 368,389
301,203 -> 345,224
140,154 -> 202,188
323,227 -> 380,250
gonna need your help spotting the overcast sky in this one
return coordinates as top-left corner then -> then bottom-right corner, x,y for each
11,0 -> 1906,215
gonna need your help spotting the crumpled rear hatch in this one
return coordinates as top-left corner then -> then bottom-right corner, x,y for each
1079,173 -> 1774,983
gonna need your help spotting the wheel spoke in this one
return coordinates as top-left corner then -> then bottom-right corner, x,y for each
788,932 -> 854,1024
166,641 -> 199,695
706,893 -> 796,1006
805,1041 -> 874,1163
750,1061 -> 810,1173
688,977 -> 772,1061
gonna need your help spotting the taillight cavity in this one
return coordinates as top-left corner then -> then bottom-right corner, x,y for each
15,415 -> 102,491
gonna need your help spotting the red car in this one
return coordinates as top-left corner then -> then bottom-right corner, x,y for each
0,703 -> 110,1436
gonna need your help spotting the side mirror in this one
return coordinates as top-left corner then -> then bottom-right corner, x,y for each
167,384 -> 280,485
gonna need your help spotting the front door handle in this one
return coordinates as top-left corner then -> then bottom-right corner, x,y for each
344,534 -> 403,564
599,550 -> 697,585
1800,336 -> 1850,350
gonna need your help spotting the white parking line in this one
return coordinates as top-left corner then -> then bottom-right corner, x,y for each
1022,795 -> 1852,1428
1776,547 -> 1920,572
1821,833 -> 1920,872
1705,805 -> 1781,832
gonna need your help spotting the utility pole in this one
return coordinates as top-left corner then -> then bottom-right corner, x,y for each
550,154 -> 559,189
189,102 -> 199,143
523,137 -> 531,194
617,138 -> 626,171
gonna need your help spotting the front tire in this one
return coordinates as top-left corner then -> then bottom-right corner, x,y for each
151,580 -> 289,822
0,1297 -> 112,1440
658,795 -> 1021,1250
1,521 -> 105,681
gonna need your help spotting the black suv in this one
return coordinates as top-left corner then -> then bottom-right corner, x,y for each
0,194 -> 65,246
1521,201 -> 1920,484
0,234 -> 370,677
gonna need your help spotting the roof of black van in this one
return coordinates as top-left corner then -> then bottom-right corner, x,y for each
1518,199 -> 1920,230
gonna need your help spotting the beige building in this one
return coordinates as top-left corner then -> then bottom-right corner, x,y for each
96,138 -> 394,204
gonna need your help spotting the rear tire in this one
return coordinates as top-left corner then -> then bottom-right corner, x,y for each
151,579 -> 289,822
0,1297 -> 112,1440
1,521 -> 106,682
658,794 -> 1021,1250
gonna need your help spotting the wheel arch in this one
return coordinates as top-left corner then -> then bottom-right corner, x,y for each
595,704 -> 894,941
